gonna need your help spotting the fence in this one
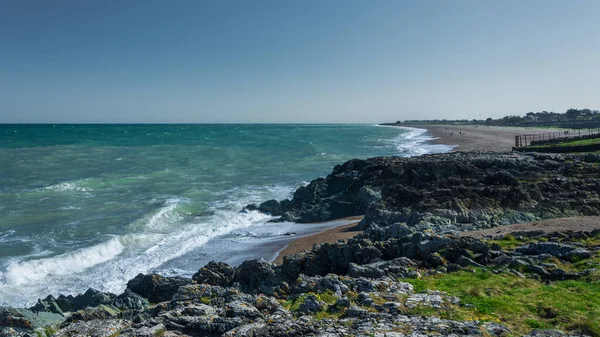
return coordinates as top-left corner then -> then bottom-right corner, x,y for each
514,128 -> 600,147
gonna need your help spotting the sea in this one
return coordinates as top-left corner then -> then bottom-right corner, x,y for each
0,124 -> 453,306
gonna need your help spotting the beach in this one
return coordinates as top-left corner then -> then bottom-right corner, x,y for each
272,216 -> 363,264
413,124 -> 572,152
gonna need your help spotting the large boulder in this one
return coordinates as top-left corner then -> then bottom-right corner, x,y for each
0,307 -> 64,331
192,261 -> 235,286
113,289 -> 149,310
126,273 -> 193,303
234,259 -> 282,295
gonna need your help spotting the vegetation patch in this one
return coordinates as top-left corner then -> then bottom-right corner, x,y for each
402,270 -> 600,336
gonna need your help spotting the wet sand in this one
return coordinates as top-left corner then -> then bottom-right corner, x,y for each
272,216 -> 363,264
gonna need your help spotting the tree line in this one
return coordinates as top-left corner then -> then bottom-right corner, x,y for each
392,108 -> 600,128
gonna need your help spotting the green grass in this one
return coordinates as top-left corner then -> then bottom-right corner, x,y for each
402,270 -> 600,336
535,137 -> 600,148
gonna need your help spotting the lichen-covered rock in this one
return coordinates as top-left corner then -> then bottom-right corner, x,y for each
54,319 -> 129,337
225,301 -> 262,319
298,295 -> 326,313
113,289 -> 149,310
192,261 -> 235,286
0,307 -> 64,331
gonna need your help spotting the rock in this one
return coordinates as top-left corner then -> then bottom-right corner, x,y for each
192,261 -> 235,286
517,242 -> 592,262
405,291 -> 450,309
126,273 -> 193,303
298,295 -> 326,313
483,322 -> 511,336
53,319 -> 129,337
31,289 -> 116,315
234,259 -> 281,294
0,307 -> 64,331
347,257 -> 415,279
253,295 -> 281,313
182,303 -> 217,317
30,295 -> 64,316
110,289 -> 148,311
261,152 -> 600,231
120,323 -> 165,337
456,256 -> 485,268
72,289 -> 115,310
225,301 -> 262,319
258,199 -> 284,215
346,305 -> 368,318
64,305 -> 121,323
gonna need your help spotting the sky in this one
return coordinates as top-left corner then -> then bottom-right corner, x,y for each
0,0 -> 599,123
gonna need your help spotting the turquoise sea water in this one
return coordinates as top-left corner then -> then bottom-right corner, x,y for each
0,124 -> 452,306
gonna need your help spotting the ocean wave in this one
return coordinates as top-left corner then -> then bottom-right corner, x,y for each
382,126 -> 455,156
0,236 -> 124,286
44,181 -> 91,192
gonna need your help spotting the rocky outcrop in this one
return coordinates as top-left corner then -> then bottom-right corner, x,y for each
248,152 -> 600,230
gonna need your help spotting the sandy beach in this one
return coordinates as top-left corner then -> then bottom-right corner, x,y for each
413,125 -> 572,152
272,216 -> 363,264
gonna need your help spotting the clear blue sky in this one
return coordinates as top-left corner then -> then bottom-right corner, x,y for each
1,0 -> 598,123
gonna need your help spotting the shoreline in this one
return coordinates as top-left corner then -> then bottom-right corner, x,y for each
272,216 -> 363,264
408,124 -> 573,152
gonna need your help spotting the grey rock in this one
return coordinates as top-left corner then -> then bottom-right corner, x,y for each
298,295 -> 326,313
0,307 -> 64,331
192,261 -> 235,286
456,256 -> 484,268
225,301 -> 262,319
54,319 -> 129,337
126,273 -> 193,303
346,305 -> 369,318
113,289 -> 149,310
517,242 -> 592,262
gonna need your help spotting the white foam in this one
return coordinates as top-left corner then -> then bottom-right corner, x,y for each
380,126 -> 455,156
44,181 -> 91,192
0,190 -> 276,306
0,237 -> 124,286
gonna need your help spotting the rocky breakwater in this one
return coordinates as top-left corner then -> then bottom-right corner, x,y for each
246,152 -> 600,232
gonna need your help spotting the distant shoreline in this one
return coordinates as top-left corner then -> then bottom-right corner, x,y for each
388,124 -> 574,152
